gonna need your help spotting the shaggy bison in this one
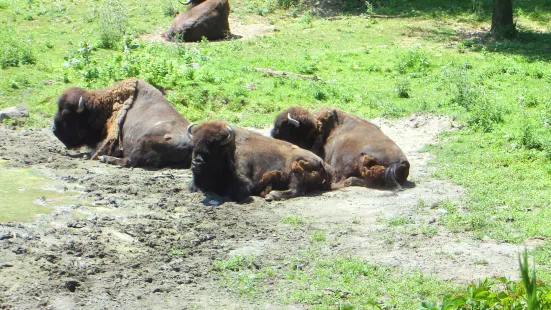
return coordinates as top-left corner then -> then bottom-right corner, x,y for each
187,121 -> 333,202
165,0 -> 230,42
53,78 -> 193,168
271,107 -> 410,189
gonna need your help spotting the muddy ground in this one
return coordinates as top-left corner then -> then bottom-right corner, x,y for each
0,114 -> 525,309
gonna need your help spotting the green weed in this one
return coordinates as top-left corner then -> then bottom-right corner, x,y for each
280,214 -> 305,226
310,230 -> 326,242
0,25 -> 36,69
95,0 -> 129,49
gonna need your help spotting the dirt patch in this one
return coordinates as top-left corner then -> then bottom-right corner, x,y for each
0,114 -> 523,309
140,17 -> 277,43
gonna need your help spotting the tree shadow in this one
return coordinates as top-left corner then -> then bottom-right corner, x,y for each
459,29 -> 551,61
306,0 -> 550,20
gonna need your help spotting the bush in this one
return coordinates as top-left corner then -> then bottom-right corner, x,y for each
0,26 -> 36,69
95,1 -> 129,49
395,77 -> 411,98
467,99 -> 505,133
395,49 -> 431,74
421,249 -> 551,310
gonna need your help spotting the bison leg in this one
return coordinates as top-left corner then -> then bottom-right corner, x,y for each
258,170 -> 283,198
265,159 -> 327,201
343,177 -> 366,187
98,155 -> 127,166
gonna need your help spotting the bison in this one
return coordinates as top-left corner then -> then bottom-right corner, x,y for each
271,107 -> 410,189
52,78 -> 193,168
164,0 -> 230,42
187,121 -> 333,202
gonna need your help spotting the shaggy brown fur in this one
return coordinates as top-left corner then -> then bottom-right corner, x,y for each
53,78 -> 193,168
189,121 -> 332,202
271,106 -> 410,189
164,0 -> 230,42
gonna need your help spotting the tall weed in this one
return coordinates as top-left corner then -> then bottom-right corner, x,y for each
395,49 -> 431,74
0,26 -> 36,69
95,1 -> 129,49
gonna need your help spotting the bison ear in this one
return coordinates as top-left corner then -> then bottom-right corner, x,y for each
61,109 -> 71,117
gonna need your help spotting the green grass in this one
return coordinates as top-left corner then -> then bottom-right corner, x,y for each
215,249 -> 458,308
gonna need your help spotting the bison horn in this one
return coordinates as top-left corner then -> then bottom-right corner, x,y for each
77,96 -> 85,113
287,113 -> 300,127
220,125 -> 234,146
187,123 -> 196,140
179,0 -> 192,5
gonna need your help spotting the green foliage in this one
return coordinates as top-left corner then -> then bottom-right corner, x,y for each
161,0 -> 180,17
310,230 -> 326,242
0,25 -> 36,69
94,0 -> 129,49
395,49 -> 431,74
281,214 -> 305,226
422,250 -> 551,310
395,77 -> 411,98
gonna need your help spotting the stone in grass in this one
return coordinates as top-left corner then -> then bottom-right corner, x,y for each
0,105 -> 29,122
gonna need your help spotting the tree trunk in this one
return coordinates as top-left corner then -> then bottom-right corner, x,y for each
491,0 -> 515,38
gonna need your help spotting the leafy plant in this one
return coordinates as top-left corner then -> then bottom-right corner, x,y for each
0,25 -> 36,69
95,0 -> 129,49
421,249 -> 551,309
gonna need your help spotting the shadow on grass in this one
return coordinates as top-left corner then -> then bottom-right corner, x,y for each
460,29 -> 551,61
310,0 -> 550,20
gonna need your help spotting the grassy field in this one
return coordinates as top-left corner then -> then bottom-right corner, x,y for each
2,0 -> 551,308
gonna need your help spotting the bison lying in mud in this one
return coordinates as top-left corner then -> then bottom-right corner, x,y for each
271,107 -> 410,189
53,78 -> 193,168
187,121 -> 333,202
164,0 -> 230,42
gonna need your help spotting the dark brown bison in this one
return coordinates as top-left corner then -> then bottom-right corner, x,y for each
52,78 -> 192,168
164,0 -> 230,42
271,107 -> 410,189
187,121 -> 332,202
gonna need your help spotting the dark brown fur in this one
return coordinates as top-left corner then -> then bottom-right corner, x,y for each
53,78 -> 193,168
189,121 -> 332,202
164,0 -> 230,42
271,107 -> 410,189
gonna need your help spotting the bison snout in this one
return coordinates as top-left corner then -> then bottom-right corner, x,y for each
192,155 -> 206,170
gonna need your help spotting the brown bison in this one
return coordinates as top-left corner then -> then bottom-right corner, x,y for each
52,78 -> 193,168
164,0 -> 230,42
271,107 -> 410,189
187,121 -> 333,202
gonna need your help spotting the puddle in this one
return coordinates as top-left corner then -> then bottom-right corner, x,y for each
0,161 -> 81,222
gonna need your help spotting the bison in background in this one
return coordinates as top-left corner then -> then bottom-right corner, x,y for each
53,78 -> 193,168
271,107 -> 410,189
187,121 -> 333,202
164,0 -> 230,42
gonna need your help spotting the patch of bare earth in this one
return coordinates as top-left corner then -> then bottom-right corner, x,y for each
139,17 -> 276,43
0,114 -> 525,309
267,114 -> 523,283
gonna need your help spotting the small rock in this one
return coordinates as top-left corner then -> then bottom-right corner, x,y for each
0,105 -> 29,121
0,232 -> 13,240
65,280 -> 80,292
67,221 -> 86,229
428,217 -> 436,224
0,263 -> 14,269
437,208 -> 448,215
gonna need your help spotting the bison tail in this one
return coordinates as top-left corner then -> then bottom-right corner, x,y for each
385,160 -> 410,191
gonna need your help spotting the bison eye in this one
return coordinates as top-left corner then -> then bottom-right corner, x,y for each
61,109 -> 72,117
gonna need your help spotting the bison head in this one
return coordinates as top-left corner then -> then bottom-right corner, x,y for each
270,107 -> 319,151
52,88 -> 104,149
187,121 -> 236,191
179,0 -> 206,8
